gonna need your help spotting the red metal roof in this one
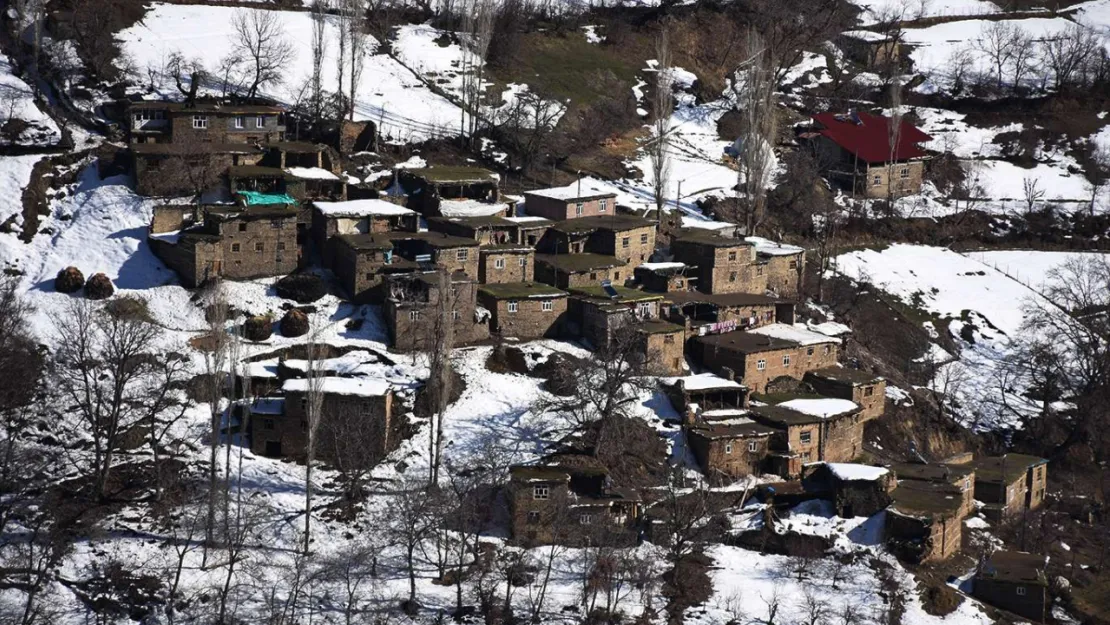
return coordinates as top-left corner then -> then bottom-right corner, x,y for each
812,111 -> 932,164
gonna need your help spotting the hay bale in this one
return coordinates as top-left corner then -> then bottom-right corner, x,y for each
55,266 -> 85,293
280,309 -> 309,337
84,273 -> 114,300
243,315 -> 273,342
275,273 -> 327,303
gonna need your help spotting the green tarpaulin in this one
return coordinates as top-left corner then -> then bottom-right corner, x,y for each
237,190 -> 297,205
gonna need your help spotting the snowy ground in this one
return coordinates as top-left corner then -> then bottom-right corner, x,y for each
0,54 -> 61,148
118,4 -> 469,142
833,245 -> 1109,432
849,0 -> 1000,25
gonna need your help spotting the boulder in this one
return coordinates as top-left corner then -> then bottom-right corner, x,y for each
55,266 -> 85,293
84,273 -> 114,300
280,308 -> 310,337
243,315 -> 273,342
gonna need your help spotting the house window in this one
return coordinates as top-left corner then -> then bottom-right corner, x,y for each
729,272 -> 737,282
748,441 -> 758,452
863,386 -> 874,397
519,257 -> 527,267
255,242 -> 264,252
664,334 -> 675,344
277,242 -> 286,252
507,301 -> 519,313
238,222 -> 248,232
1016,587 -> 1026,596
192,115 -> 208,129
231,243 -> 241,253
533,485 -> 549,500
495,258 -> 505,269
614,271 -> 621,280
637,302 -> 652,316
579,514 -> 593,525
270,219 -> 282,229
783,354 -> 791,366
823,345 -> 831,355
789,260 -> 798,269
899,167 -> 910,179
600,198 -> 608,212
453,311 -> 461,320
527,511 -> 540,524
263,419 -> 275,430
756,266 -> 764,276
802,451 -> 812,461
806,347 -> 814,356
800,430 -> 812,444
641,233 -> 649,244
728,251 -> 737,261
622,237 -> 630,248
408,310 -> 420,321
589,272 -> 598,280
456,249 -> 469,261
756,359 -> 766,371
575,202 -> 584,216
725,442 -> 733,454
256,115 -> 265,128
542,300 -> 553,312
234,116 -> 244,129
872,174 -> 882,186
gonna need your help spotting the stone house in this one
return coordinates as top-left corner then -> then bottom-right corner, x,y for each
566,285 -> 663,349
804,111 -> 932,199
522,180 -> 618,221
747,237 -> 806,298
427,216 -> 518,245
534,253 -> 629,290
538,215 -> 656,264
636,320 -> 687,376
804,367 -> 886,421
127,99 -> 286,145
663,373 -> 750,423
508,463 -> 642,546
479,245 -> 535,284
131,142 -> 264,197
330,233 -> 417,303
837,31 -> 901,70
686,420 -> 779,482
312,199 -> 419,265
748,398 -> 864,477
635,262 -> 694,293
663,292 -> 794,335
802,463 -> 896,518
383,272 -> 490,350
973,551 -> 1050,623
148,198 -> 300,287
887,462 -> 976,519
505,216 -> 553,246
390,232 -> 481,278
477,282 -> 569,339
691,324 -> 840,393
967,454 -> 1048,522
886,480 -> 966,563
671,232 -> 767,295
397,166 -> 501,216
250,377 -> 394,463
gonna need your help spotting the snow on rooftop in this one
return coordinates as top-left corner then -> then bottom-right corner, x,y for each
251,397 -> 285,415
282,377 -> 392,397
313,199 -> 416,217
747,323 -> 843,346
840,29 -> 891,42
808,321 -> 852,337
746,236 -> 804,256
438,199 -> 511,217
669,373 -> 744,391
778,398 -> 859,417
286,167 -> 340,181
824,462 -> 890,481
243,359 -> 280,379
638,261 -> 685,271
525,178 -> 616,201
505,215 -> 550,224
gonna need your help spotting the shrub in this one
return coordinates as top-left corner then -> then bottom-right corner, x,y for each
55,266 -> 85,293
105,296 -> 151,322
280,309 -> 310,337
243,315 -> 273,342
84,273 -> 114,300
275,273 -> 327,304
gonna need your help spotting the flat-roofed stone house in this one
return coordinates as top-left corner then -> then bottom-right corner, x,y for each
384,271 -> 490,350
804,367 -> 886,421
538,215 -> 656,264
691,324 -> 840,393
477,282 -> 569,339
522,179 -> 618,221
973,551 -> 1050,622
534,253 -> 629,290
886,479 -> 967,562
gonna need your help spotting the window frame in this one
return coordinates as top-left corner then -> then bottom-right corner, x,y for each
507,300 -> 519,313
756,359 -> 766,371
494,257 -> 506,269
533,484 -> 549,500
256,115 -> 266,128
800,430 -> 812,444
541,300 -> 554,312
234,116 -> 244,129
192,115 -> 208,129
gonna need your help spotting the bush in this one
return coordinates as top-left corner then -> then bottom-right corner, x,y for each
104,296 -> 151,322
55,266 -> 85,293
243,315 -> 273,342
275,273 -> 327,304
84,273 -> 114,300
280,309 -> 310,337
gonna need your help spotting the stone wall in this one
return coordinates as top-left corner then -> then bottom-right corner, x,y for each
479,249 -> 534,284
479,295 -> 567,339
386,281 -> 490,350
332,243 -> 389,302
762,253 -> 804,297
523,193 -> 616,220
251,390 -> 394,463
433,246 -> 480,279
861,161 -> 926,199
694,341 -> 839,393
688,432 -> 770,481
215,215 -> 299,280
643,328 -> 685,376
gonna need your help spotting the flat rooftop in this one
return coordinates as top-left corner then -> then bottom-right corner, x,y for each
806,366 -> 884,386
971,454 -> 1047,484
549,214 -> 654,234
888,480 -> 964,519
479,281 -> 567,299
979,550 -> 1048,586
535,253 -> 627,273
405,166 -> 498,183
694,330 -> 799,354
664,290 -> 786,307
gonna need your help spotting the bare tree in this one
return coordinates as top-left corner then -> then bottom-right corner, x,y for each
303,334 -> 326,555
166,52 -> 206,103
649,28 -> 674,229
389,474 -> 439,614
310,0 -> 328,123
199,282 -> 231,563
1021,176 -> 1045,218
427,270 -> 456,485
1042,23 -> 1102,92
459,0 -> 495,142
885,78 -> 904,213
730,28 -> 779,235
345,0 -> 368,121
978,21 -> 1021,90
491,89 -> 566,170
231,9 -> 296,99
